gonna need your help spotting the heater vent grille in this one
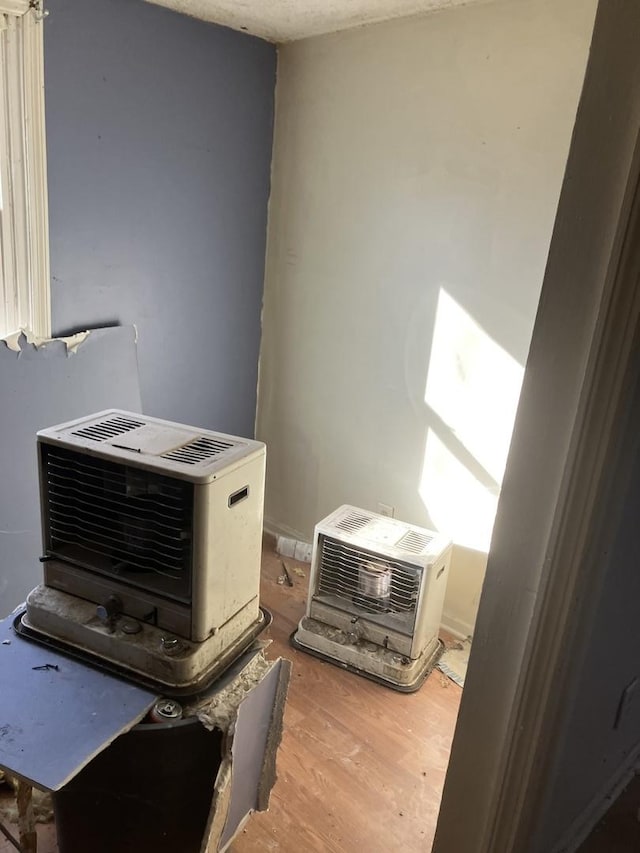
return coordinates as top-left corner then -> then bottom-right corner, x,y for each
317,536 -> 421,622
162,436 -> 235,465
71,416 -> 145,442
397,530 -> 433,554
43,445 -> 193,602
334,511 -> 373,534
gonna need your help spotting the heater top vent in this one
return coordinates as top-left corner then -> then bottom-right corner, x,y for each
162,436 -> 235,465
72,415 -> 145,442
38,409 -> 265,484
397,530 -> 433,554
335,511 -> 371,534
317,504 -> 450,567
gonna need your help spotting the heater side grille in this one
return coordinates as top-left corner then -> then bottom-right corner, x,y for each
42,445 -> 193,602
316,536 -> 421,626
71,416 -> 145,442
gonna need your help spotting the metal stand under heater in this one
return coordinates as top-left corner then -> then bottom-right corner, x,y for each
20,585 -> 269,696
291,616 -> 444,693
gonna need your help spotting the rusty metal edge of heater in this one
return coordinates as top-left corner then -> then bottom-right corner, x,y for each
290,618 -> 444,693
14,607 -> 273,698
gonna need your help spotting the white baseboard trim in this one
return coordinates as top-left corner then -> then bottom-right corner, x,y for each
552,743 -> 640,853
264,518 -> 309,544
276,536 -> 312,563
264,520 -> 313,563
441,612 -> 474,641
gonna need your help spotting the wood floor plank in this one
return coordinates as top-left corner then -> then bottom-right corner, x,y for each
230,546 -> 462,852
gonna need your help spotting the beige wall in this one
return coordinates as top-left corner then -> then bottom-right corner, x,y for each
256,0 -> 597,637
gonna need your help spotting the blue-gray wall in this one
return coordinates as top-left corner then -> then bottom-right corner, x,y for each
45,0 -> 276,436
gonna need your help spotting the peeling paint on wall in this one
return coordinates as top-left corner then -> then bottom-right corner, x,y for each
1,328 -> 90,356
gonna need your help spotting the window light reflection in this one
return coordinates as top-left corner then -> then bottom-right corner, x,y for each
421,288 -> 524,551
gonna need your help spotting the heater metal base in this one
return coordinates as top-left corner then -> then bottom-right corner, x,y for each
20,585 -> 270,696
291,616 -> 443,693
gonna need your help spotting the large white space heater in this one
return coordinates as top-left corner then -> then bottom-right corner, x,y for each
292,505 -> 452,691
19,410 -> 267,693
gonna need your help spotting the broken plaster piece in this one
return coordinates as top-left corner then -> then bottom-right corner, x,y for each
1,328 -> 90,355
202,760 -> 233,853
188,652 -> 272,732
197,654 -> 292,853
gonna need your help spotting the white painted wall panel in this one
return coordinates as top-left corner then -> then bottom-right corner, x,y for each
257,0 -> 597,635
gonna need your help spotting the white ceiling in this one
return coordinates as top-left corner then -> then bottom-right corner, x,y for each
145,0 -> 489,43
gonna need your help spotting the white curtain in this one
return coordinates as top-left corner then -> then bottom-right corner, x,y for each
0,1 -> 50,339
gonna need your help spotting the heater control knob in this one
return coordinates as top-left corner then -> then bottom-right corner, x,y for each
96,595 -> 123,625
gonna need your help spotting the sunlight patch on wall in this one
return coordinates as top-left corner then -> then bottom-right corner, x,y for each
425,289 -> 524,483
420,429 -> 499,552
421,288 -> 524,551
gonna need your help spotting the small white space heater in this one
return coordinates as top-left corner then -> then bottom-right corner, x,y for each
18,410 -> 267,694
292,505 -> 452,691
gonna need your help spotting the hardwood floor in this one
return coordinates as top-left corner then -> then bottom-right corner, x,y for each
232,545 -> 462,853
0,544 -> 462,853
4,545 -> 639,851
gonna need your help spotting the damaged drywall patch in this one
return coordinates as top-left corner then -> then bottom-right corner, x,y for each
257,655 -> 291,812
185,648 -> 291,852
1,328 -> 90,355
202,755 -> 234,853
189,651 -> 273,731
